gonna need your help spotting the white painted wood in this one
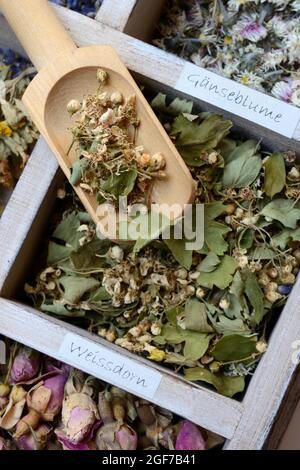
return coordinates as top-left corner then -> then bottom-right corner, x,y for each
0,298 -> 241,438
0,138 -> 59,297
96,0 -> 137,31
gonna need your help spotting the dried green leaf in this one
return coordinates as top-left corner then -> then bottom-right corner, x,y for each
59,276 -> 100,304
102,169 -> 137,198
212,334 -> 258,361
197,255 -> 238,289
185,298 -> 214,333
198,252 -> 220,273
70,158 -> 89,186
272,227 -> 300,250
184,367 -> 245,397
164,237 -> 193,269
243,269 -> 265,324
261,199 -> 300,229
223,153 -> 262,188
225,140 -> 258,163
263,153 -> 286,198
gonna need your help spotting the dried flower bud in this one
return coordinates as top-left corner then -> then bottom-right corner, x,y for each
116,424 -> 137,450
256,341 -> 268,354
0,437 -> 14,450
10,347 -> 40,384
97,68 -> 108,83
98,392 -> 114,425
67,99 -> 81,115
14,409 -> 41,438
0,384 -> 10,398
136,404 -> 156,425
110,245 -> 124,262
175,420 -> 206,451
196,287 -> 206,299
99,108 -> 114,126
10,385 -> 27,403
219,298 -> 230,310
28,372 -> 68,421
16,424 -> 52,450
111,91 -> 123,104
150,152 -> 166,170
62,393 -> 99,444
112,396 -> 126,422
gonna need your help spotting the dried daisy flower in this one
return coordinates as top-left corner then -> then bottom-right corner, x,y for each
153,0 -> 300,107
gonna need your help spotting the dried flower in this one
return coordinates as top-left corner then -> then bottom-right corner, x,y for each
175,420 -> 206,451
61,393 -> 99,444
10,347 -> 40,384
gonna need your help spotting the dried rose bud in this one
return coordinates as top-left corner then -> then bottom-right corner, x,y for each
116,424 -> 138,450
62,393 -> 99,444
175,420 -> 206,451
10,347 -> 40,384
14,409 -> 41,438
15,424 -> 52,450
98,392 -> 114,425
28,372 -> 69,421
0,437 -> 14,450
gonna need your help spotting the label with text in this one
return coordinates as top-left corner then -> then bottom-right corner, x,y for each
175,63 -> 300,138
59,333 -> 162,399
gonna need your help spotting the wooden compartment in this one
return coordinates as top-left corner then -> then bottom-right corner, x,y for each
0,4 -> 300,449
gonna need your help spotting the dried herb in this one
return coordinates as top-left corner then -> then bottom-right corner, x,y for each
26,92 -> 300,397
67,69 -> 166,208
154,0 -> 300,106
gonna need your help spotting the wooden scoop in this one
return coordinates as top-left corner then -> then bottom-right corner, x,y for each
0,0 -> 195,232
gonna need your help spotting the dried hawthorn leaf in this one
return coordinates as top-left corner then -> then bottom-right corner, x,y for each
198,253 -> 220,273
151,93 -> 193,116
223,153 -> 262,188
184,368 -> 245,397
41,302 -> 84,317
263,153 -> 286,198
70,159 -> 89,186
225,140 -> 258,163
164,237 -> 193,270
243,269 -> 265,324
272,227 -> 300,250
214,317 -> 251,336
261,199 -> 300,229
59,276 -> 100,304
184,298 -> 214,333
212,334 -> 258,362
183,332 -> 212,361
102,169 -> 138,198
47,242 -> 73,265
197,255 -> 238,290
52,212 -> 81,249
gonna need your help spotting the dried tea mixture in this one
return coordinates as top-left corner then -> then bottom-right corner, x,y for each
154,0 -> 300,106
0,50 -> 38,212
67,69 -> 166,208
26,91 -> 300,398
0,340 -> 222,450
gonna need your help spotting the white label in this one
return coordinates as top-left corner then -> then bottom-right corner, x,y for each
175,63 -> 300,139
59,333 -> 162,399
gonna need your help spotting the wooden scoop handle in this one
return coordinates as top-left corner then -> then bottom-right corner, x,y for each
0,0 -> 76,71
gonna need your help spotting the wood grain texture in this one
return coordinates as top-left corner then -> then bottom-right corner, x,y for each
96,0 -> 137,31
265,365 -> 300,450
0,298 -> 242,438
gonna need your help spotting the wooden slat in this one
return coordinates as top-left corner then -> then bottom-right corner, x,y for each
95,0 -> 137,31
0,138 -> 59,297
0,299 -> 241,438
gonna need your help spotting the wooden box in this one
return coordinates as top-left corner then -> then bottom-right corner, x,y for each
0,4 -> 300,450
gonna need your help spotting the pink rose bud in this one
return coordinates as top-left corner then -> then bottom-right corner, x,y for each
175,420 -> 206,451
62,393 -> 99,444
10,347 -> 40,384
116,424 -> 138,450
28,371 -> 69,421
15,424 -> 52,450
0,437 -> 13,450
